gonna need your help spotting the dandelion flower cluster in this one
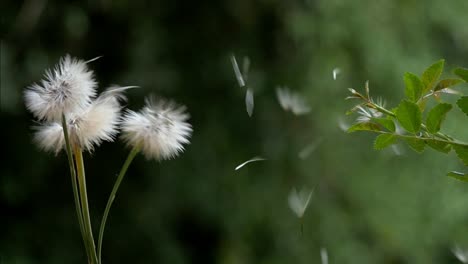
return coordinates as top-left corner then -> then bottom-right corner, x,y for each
121,97 -> 193,160
25,55 -> 134,153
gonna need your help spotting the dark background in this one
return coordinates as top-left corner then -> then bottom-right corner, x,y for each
1,0 -> 468,263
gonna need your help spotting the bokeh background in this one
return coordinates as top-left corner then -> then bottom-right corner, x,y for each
2,0 -> 468,263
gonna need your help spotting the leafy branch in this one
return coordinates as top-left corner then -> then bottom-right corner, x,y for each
345,60 -> 468,182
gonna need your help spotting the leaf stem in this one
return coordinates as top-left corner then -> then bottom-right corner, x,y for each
61,114 -> 89,260
73,144 -> 98,264
97,145 -> 141,264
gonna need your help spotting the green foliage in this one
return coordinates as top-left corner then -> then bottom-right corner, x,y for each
372,117 -> 396,132
457,96 -> 468,117
421,59 -> 444,93
396,100 -> 422,133
374,134 -> 397,150
447,171 -> 468,182
454,67 -> 468,82
404,72 -> 423,102
426,103 -> 452,133
346,60 -> 468,181
453,145 -> 468,166
405,138 -> 426,153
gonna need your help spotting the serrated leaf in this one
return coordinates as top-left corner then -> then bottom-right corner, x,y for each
347,122 -> 381,133
426,103 -> 452,133
426,139 -> 451,153
434,78 -> 464,91
396,100 -> 422,133
404,72 -> 423,102
422,59 -> 444,93
456,96 -> 468,117
454,67 -> 468,82
447,171 -> 468,182
372,118 -> 396,132
374,134 -> 397,150
452,145 -> 468,166
405,138 -> 425,153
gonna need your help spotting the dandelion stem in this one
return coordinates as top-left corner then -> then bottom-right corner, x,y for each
61,114 -> 89,261
97,145 -> 141,264
73,144 -> 98,264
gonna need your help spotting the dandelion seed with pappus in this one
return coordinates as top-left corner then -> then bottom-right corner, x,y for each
24,55 -> 97,122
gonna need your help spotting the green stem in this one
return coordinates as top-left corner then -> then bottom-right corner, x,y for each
73,145 -> 98,264
375,131 -> 468,147
61,114 -> 89,260
97,145 -> 141,264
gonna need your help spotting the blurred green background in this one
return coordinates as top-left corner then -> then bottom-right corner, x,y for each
2,0 -> 468,263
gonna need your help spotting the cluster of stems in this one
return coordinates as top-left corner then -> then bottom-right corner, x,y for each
61,113 -> 139,264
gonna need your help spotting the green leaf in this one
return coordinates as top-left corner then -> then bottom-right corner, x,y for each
422,59 -> 444,93
347,122 -> 381,133
404,72 -> 423,102
405,138 -> 425,153
434,78 -> 464,91
454,67 -> 468,82
374,134 -> 397,150
372,118 -> 396,132
452,145 -> 468,166
396,100 -> 422,133
426,139 -> 451,153
426,103 -> 452,133
456,96 -> 468,117
447,171 -> 468,182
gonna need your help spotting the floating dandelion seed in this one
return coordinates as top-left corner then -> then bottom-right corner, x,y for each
332,68 -> 341,80
235,156 -> 266,170
298,138 -> 322,160
245,88 -> 254,117
24,55 -> 97,122
121,97 -> 192,160
288,187 -> 313,235
288,187 -> 313,218
453,245 -> 468,263
276,86 -> 311,115
230,54 -> 245,88
32,86 -> 134,154
320,248 -> 329,264
338,118 -> 350,132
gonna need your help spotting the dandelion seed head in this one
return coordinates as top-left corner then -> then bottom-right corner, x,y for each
32,86 -> 131,153
24,55 -> 97,121
288,187 -> 313,218
121,97 -> 192,160
276,86 -> 311,115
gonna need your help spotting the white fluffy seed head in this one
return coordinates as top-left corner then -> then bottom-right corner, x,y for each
24,55 -> 97,122
121,97 -> 193,160
33,86 -> 131,154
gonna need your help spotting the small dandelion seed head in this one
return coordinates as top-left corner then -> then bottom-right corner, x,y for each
121,97 -> 193,160
33,86 -> 131,154
24,55 -> 97,121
